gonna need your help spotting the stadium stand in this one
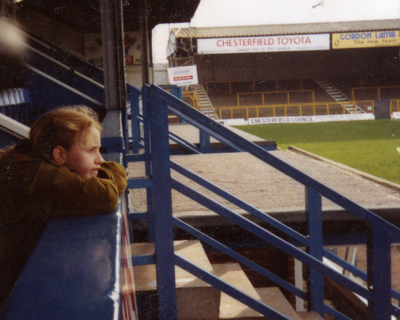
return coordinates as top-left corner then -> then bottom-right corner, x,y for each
2,3 -> 400,319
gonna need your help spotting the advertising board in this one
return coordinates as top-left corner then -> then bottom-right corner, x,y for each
197,34 -> 330,54
332,31 -> 400,49
248,114 -> 375,125
167,65 -> 199,86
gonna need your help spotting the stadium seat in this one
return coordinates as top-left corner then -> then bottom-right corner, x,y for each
0,88 -> 32,125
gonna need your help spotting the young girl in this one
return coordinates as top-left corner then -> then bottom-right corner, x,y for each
0,106 -> 127,309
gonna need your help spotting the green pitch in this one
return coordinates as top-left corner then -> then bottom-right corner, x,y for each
236,120 -> 400,185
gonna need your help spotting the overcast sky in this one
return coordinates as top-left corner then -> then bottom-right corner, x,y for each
153,0 -> 400,62
191,0 -> 399,26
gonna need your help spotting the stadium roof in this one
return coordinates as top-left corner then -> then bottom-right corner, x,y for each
172,19 -> 400,39
19,0 -> 201,33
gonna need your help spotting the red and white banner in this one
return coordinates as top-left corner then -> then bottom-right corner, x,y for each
198,34 -> 330,54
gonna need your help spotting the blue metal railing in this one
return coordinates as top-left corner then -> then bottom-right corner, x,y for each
126,84 -> 258,158
28,46 -> 105,103
24,65 -> 106,121
126,84 -> 400,320
23,27 -> 104,83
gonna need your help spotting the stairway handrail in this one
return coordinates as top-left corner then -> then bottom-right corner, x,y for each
26,65 -> 105,107
146,84 -> 400,319
170,160 -> 308,246
171,178 -> 371,298
315,79 -> 365,114
0,112 -> 29,140
150,84 -> 400,240
23,43 -> 105,89
175,254 -> 292,320
172,216 -> 307,300
20,24 -> 102,70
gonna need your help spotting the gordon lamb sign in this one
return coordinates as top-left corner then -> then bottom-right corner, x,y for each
332,31 -> 400,49
197,34 -> 330,54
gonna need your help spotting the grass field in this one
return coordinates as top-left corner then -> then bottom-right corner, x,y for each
236,119 -> 400,185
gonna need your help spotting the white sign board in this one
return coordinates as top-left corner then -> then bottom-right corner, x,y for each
198,34 -> 330,54
248,114 -> 375,125
392,112 -> 400,119
167,65 -> 198,86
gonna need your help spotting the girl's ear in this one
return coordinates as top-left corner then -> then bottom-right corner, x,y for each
53,146 -> 67,165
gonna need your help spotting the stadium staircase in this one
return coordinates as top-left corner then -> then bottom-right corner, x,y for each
130,240 -> 319,320
189,84 -> 218,120
313,78 -> 365,114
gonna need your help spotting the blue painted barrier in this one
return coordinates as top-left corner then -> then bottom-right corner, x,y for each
24,29 -> 104,84
24,65 -> 106,121
139,84 -> 400,320
0,209 -> 123,320
28,48 -> 105,104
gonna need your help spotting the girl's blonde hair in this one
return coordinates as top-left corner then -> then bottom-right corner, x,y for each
30,106 -> 101,156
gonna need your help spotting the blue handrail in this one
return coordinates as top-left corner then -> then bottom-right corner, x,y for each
150,85 -> 400,240
124,84 -> 400,319
139,84 -> 400,320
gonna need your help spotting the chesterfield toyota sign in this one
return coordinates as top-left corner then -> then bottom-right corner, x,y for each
197,34 -> 330,54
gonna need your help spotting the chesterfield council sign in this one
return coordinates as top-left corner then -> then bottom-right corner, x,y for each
197,34 -> 330,54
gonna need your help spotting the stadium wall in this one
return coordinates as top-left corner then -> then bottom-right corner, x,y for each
194,47 -> 400,83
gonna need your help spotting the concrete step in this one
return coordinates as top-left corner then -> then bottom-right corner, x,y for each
232,287 -> 303,320
132,240 -> 220,319
213,263 -> 263,318
131,240 -> 214,291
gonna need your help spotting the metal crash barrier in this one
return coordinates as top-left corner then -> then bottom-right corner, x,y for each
215,100 -> 375,120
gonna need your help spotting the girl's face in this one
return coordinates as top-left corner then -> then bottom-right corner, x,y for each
61,127 -> 104,179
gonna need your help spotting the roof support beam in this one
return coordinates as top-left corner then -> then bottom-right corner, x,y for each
100,0 -> 127,111
140,0 -> 151,85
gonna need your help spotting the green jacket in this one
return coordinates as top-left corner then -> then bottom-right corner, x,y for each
0,141 -> 127,308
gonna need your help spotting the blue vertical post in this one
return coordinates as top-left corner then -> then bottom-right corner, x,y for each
366,223 -> 392,320
177,87 -> 183,100
199,130 -> 211,153
167,85 -> 185,124
142,85 -> 155,242
177,87 -> 185,124
305,187 -> 324,316
148,87 -> 177,320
